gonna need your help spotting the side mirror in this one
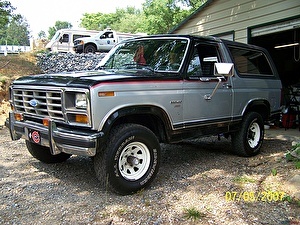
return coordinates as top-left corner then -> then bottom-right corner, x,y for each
214,63 -> 234,77
204,63 -> 234,100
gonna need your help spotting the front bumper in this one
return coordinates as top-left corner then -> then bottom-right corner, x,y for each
6,112 -> 103,156
73,44 -> 84,53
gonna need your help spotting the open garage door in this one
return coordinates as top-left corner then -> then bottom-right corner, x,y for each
249,18 -> 300,87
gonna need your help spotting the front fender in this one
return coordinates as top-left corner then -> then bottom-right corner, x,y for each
99,105 -> 173,140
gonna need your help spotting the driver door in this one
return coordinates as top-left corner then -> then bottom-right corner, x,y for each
57,33 -> 71,52
183,42 -> 233,127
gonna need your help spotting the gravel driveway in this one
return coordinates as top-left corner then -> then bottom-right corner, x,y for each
0,127 -> 299,225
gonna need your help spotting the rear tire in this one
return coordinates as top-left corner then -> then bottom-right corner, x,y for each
94,124 -> 161,195
26,140 -> 71,163
231,112 -> 264,157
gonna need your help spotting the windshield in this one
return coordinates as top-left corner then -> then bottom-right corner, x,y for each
98,38 -> 189,72
51,31 -> 61,42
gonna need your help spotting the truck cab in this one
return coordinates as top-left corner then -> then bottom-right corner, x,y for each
46,29 -> 99,53
73,28 -> 144,53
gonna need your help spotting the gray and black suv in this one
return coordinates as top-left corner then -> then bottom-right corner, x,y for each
7,35 -> 282,194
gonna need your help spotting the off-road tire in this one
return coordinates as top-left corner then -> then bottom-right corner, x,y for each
26,140 -> 71,163
231,112 -> 264,157
94,123 -> 161,195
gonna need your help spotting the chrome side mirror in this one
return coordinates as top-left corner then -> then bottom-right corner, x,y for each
214,63 -> 234,77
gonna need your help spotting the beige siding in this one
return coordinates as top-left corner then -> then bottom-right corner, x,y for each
172,0 -> 300,43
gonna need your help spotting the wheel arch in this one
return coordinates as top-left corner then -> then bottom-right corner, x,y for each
242,99 -> 271,121
100,105 -> 173,143
84,42 -> 97,51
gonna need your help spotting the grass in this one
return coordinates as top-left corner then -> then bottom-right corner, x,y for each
233,175 -> 256,184
285,143 -> 300,169
183,207 -> 206,221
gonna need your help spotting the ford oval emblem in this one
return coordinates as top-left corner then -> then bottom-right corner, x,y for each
29,99 -> 39,107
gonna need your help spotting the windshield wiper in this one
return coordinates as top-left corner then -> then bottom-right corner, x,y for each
121,63 -> 155,72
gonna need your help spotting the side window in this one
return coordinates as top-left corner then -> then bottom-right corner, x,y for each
188,44 -> 220,77
228,47 -> 273,75
73,34 -> 90,42
100,32 -> 114,39
60,34 -> 69,43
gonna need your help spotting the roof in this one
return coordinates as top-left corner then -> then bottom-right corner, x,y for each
168,0 -> 214,34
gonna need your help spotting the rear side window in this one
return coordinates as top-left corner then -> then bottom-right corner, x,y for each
228,47 -> 273,76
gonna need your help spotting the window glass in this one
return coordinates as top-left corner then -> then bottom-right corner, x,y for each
99,38 -> 188,73
73,34 -> 90,42
228,47 -> 273,75
188,44 -> 220,77
61,34 -> 69,43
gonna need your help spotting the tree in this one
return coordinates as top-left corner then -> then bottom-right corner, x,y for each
0,0 -> 14,28
38,30 -> 46,40
78,0 -> 206,35
179,0 -> 207,10
80,7 -> 146,33
142,0 -> 190,34
48,21 -> 72,39
0,1 -> 30,46
5,14 -> 30,45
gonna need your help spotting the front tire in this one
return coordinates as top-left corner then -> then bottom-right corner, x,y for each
84,44 -> 96,53
231,112 -> 264,157
94,124 -> 161,195
26,140 -> 71,163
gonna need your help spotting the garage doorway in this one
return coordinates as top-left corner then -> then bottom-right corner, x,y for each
249,18 -> 300,88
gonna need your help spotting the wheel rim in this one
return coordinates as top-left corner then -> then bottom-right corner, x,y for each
118,142 -> 151,181
247,121 -> 261,148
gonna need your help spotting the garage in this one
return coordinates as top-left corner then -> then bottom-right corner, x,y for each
249,17 -> 300,87
170,0 -> 300,127
170,0 -> 300,88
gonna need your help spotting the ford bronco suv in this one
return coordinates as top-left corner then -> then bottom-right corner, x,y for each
7,35 -> 282,194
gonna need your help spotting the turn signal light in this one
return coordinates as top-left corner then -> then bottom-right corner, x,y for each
42,118 -> 49,126
75,114 -> 89,123
14,113 -> 23,121
98,91 -> 115,97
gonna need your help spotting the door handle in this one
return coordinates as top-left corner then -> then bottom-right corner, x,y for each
223,83 -> 232,89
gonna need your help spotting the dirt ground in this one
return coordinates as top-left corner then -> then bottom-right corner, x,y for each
0,53 -> 299,225
0,125 -> 299,225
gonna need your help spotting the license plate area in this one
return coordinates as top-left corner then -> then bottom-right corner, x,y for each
28,129 -> 41,144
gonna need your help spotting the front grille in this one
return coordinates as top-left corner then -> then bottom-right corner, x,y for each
13,88 -> 64,120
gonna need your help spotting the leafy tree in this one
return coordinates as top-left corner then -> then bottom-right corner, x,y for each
5,14 -> 30,45
142,0 -> 190,34
38,30 -> 46,39
0,1 -> 30,45
78,0 -> 206,35
0,0 -> 14,28
48,21 -> 72,39
80,7 -> 145,33
179,0 -> 207,10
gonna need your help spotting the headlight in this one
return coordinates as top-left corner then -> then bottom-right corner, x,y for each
75,93 -> 87,109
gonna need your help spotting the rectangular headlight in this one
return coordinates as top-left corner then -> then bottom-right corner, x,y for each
75,93 -> 87,109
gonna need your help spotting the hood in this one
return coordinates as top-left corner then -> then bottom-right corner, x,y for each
12,69 -> 160,88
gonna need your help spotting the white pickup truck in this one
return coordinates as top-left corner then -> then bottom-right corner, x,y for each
73,28 -> 144,53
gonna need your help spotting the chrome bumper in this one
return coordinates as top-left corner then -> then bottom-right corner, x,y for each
6,112 -> 103,157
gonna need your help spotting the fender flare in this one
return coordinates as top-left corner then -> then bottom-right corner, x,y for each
99,105 -> 173,140
242,99 -> 270,120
